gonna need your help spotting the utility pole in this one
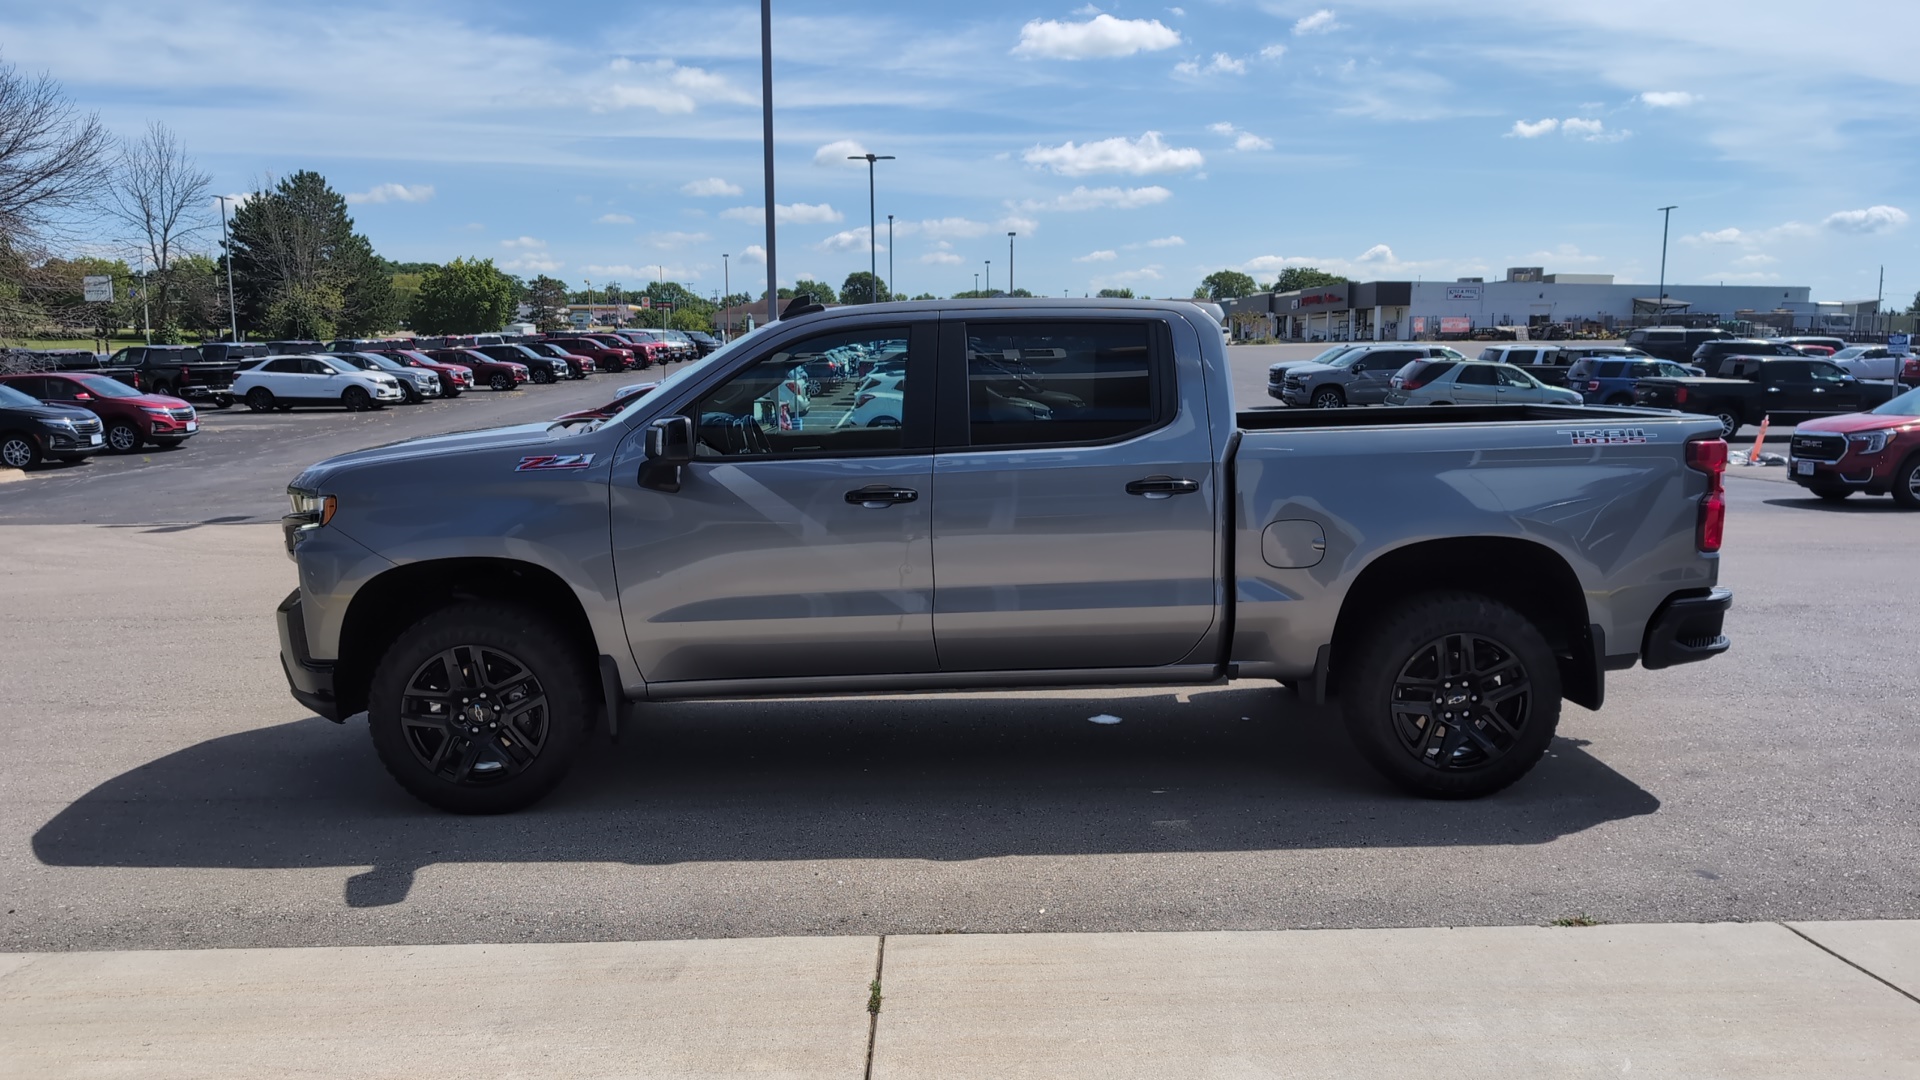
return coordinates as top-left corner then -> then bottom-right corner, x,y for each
1007,231 -> 1016,296
722,253 -> 730,341
760,0 -> 777,326
887,214 -> 894,303
1656,205 -> 1678,327
848,152 -> 894,303
215,195 -> 240,342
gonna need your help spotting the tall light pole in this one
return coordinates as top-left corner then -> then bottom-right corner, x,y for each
760,0 -> 777,326
973,272 -> 979,296
848,152 -> 894,303
886,214 -> 894,303
1007,231 -> 1016,296
985,259 -> 991,297
215,195 -> 240,342
721,253 -> 730,340
1656,204 -> 1678,325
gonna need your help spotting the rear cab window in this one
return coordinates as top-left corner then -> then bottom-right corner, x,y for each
952,321 -> 1164,448
1394,360 -> 1457,386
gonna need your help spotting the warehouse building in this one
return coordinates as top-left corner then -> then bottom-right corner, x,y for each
1220,269 -> 1818,341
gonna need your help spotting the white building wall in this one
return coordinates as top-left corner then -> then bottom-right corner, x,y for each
1405,282 -> 1813,330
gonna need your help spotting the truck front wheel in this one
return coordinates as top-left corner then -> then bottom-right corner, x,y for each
367,602 -> 595,814
1340,591 -> 1560,799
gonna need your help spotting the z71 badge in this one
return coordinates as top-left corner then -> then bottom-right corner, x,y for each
516,453 -> 596,472
1557,428 -> 1651,446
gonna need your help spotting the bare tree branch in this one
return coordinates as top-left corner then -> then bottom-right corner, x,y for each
0,54 -> 111,247
106,121 -> 211,329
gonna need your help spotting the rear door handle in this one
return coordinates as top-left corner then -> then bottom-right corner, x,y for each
846,485 -> 918,508
1126,476 -> 1200,499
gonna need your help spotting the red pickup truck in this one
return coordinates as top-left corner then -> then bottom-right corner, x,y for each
1787,384 -> 1920,506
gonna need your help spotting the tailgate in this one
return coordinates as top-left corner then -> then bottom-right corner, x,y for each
1634,378 -> 1685,407
189,364 -> 239,389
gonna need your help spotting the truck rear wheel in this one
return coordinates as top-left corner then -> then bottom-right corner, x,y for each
1340,591 -> 1560,799
367,602 -> 594,814
1715,411 -> 1742,439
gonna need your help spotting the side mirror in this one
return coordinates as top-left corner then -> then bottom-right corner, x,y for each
641,415 -> 693,492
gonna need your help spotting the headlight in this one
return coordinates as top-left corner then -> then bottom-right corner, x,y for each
287,489 -> 337,526
37,417 -> 75,432
1848,429 -> 1899,454
141,406 -> 172,418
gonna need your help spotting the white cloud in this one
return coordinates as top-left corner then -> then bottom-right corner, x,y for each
594,59 -> 754,114
500,236 -> 547,249
1207,121 -> 1272,151
1176,53 -> 1246,76
680,177 -> 742,197
1356,243 -> 1395,264
817,227 -> 886,253
649,230 -> 710,248
596,213 -> 635,224
917,217 -> 990,239
1145,235 -> 1185,248
1686,228 -> 1748,245
1075,250 -> 1119,262
1168,5 -> 1186,14
1012,14 -> 1182,59
738,245 -> 767,265
920,251 -> 965,265
1023,131 -> 1204,176
346,182 -> 434,205
1259,43 -> 1288,60
1639,91 -> 1698,108
720,203 -> 844,225
1681,222 -> 1814,247
500,254 -> 562,273
1508,118 -> 1559,138
813,139 -> 872,166
1091,266 -> 1165,288
1073,3 -> 1102,13
1293,9 -> 1341,34
1823,205 -> 1909,234
1014,186 -> 1173,212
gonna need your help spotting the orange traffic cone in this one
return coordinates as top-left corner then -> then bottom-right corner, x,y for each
1746,414 -> 1772,465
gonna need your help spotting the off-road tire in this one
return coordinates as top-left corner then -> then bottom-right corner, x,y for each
1341,591 -> 1561,799
367,602 -> 595,814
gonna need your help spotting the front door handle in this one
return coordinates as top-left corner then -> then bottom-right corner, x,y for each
1125,476 -> 1200,499
846,485 -> 918,508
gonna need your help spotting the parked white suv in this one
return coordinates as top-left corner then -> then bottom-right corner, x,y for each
231,355 -> 407,412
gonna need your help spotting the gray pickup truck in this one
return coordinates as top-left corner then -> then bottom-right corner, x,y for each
276,299 -> 1733,813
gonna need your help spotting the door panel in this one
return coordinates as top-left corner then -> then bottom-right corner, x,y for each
611,321 -> 938,684
930,317 -> 1219,671
1451,365 -> 1499,404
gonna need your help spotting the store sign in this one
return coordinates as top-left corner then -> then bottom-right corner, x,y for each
1444,285 -> 1481,301
1891,333 -> 1911,357
1411,316 -> 1427,335
1290,290 -> 1345,310
1439,317 -> 1472,334
83,275 -> 113,302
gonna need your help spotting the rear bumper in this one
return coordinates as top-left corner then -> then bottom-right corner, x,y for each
277,588 -> 341,721
1640,586 -> 1733,670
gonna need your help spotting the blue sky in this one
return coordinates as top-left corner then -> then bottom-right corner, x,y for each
10,1 -> 1918,303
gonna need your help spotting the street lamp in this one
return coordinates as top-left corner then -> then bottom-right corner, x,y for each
722,253 -> 730,341
1656,204 -> 1678,325
985,259 -> 991,297
887,214 -> 894,303
848,152 -> 895,303
1007,231 -> 1016,296
973,272 -> 979,296
760,0 -> 777,326
214,195 -> 241,342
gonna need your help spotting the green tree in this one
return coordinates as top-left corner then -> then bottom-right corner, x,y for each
408,257 -> 516,334
1096,287 -> 1135,299
792,277 -> 839,304
1268,267 -> 1348,292
1906,290 -> 1919,316
227,170 -> 396,338
840,271 -> 891,305
525,274 -> 569,332
911,292 -> 937,301
1196,270 -> 1257,301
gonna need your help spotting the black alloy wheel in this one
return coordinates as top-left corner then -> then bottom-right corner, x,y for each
532,366 -> 556,385
246,387 -> 275,412
105,421 -> 141,453
342,385 -> 372,411
489,372 -> 512,391
367,602 -> 593,813
1312,387 -> 1345,409
0,433 -> 38,469
1341,591 -> 1560,798
1893,454 -> 1920,510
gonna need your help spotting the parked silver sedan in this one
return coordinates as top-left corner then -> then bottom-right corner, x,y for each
1385,358 -> 1584,406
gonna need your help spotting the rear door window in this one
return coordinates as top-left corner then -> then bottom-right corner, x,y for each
1395,360 -> 1456,384
960,322 -> 1161,448
1455,365 -> 1498,386
1601,362 -> 1631,378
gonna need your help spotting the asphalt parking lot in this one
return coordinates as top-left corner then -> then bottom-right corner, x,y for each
2,347 -> 1915,952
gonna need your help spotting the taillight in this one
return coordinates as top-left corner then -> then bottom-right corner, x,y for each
179,365 -> 191,383
856,393 -> 876,407
1687,438 -> 1728,553
1399,379 -> 1426,390
1585,380 -> 1601,392
1674,386 -> 1689,405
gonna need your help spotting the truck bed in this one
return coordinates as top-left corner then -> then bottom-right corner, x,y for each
1236,403 -> 1665,431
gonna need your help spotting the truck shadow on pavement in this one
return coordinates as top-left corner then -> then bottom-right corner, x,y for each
1762,496 -> 1909,513
33,686 -> 1658,908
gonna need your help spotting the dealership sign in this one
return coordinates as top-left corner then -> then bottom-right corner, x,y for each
1444,285 -> 1481,301
1439,317 -> 1472,334
82,275 -> 113,302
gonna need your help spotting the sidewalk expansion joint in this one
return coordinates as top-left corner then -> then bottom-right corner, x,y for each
1780,922 -> 1920,1008
864,934 -> 887,1080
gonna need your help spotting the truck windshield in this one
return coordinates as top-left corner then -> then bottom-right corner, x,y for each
1869,386 -> 1920,416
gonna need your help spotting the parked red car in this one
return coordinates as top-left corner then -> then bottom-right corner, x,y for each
371,349 -> 472,395
424,348 -> 529,391
0,371 -> 198,452
545,336 -> 640,372
1787,385 -> 1920,506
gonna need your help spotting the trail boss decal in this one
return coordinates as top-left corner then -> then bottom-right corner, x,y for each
516,453 -> 596,472
1558,428 -> 1651,446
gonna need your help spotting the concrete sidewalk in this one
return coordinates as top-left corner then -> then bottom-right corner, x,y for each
4,921 -> 1916,1079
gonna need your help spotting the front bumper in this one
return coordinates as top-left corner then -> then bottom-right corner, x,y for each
1640,586 -> 1733,670
373,385 -> 405,401
42,430 -> 104,458
277,589 -> 341,721
1788,450 -> 1896,494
